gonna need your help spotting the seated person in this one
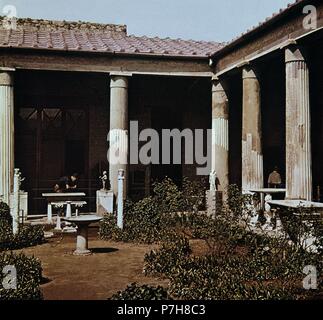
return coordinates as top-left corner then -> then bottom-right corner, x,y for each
53,173 -> 79,193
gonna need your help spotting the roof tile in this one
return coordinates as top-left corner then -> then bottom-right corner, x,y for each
0,17 -> 222,58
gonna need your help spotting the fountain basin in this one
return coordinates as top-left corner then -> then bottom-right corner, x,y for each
63,215 -> 103,256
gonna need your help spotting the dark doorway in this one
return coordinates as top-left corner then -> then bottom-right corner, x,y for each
151,106 -> 183,186
15,107 -> 89,214
65,140 -> 86,175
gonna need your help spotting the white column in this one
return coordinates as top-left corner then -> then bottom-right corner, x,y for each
12,168 -> 20,235
0,71 -> 14,205
211,79 -> 229,193
242,66 -> 263,191
47,203 -> 53,224
109,75 -> 129,200
285,45 -> 312,201
117,169 -> 124,229
66,201 -> 72,218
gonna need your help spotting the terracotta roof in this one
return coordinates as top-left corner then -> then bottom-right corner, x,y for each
0,17 -> 223,58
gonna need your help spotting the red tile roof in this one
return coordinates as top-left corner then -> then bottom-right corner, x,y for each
0,17 -> 223,58
0,0 -> 307,59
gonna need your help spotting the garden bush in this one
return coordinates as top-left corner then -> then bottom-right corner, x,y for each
99,177 -> 206,244
142,183 -> 322,300
0,202 -> 12,224
0,202 -> 45,251
0,251 -> 43,300
105,179 -> 323,300
143,233 -> 191,276
143,232 -> 321,300
110,283 -> 170,300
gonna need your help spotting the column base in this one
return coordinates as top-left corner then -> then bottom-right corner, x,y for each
73,249 -> 92,256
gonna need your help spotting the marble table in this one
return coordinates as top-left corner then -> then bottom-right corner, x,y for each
248,188 -> 286,230
63,215 -> 103,256
249,188 -> 286,211
267,199 -> 323,209
267,200 -> 323,217
42,192 -> 86,223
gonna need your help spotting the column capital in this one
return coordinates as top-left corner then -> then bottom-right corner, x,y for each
110,75 -> 129,89
242,65 -> 259,80
279,39 -> 297,50
211,78 -> 227,93
285,45 -> 307,64
0,71 -> 14,86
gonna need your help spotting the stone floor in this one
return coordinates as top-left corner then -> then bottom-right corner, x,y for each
14,226 -> 168,300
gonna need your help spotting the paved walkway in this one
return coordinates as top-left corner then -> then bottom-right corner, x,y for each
16,227 -> 168,300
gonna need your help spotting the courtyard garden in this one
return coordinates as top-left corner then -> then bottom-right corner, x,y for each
1,178 -> 323,300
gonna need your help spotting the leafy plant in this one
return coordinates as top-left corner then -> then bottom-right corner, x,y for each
144,233 -> 191,276
110,283 -> 170,300
99,177 -> 206,244
0,252 -> 43,300
0,219 -> 45,251
105,179 -> 323,300
0,202 -> 12,224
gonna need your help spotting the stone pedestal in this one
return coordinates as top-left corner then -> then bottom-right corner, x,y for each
242,66 -> 263,191
10,191 -> 28,223
206,190 -> 223,218
75,224 -> 91,256
64,215 -> 103,256
211,79 -> 229,197
96,190 -> 114,215
0,72 -> 14,205
285,46 -> 312,201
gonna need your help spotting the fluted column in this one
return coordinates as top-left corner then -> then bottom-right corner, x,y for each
285,45 -> 312,201
109,75 -> 129,199
0,71 -> 14,204
211,79 -> 229,193
242,66 -> 263,191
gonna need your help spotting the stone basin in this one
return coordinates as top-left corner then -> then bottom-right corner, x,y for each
64,215 -> 103,224
63,215 -> 103,256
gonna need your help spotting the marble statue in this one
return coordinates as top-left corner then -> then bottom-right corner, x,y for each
99,171 -> 109,190
209,170 -> 220,191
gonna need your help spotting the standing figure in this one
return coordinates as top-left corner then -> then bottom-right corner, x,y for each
209,170 -> 220,191
99,171 -> 109,190
268,166 -> 282,189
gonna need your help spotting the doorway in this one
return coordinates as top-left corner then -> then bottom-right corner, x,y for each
15,106 -> 89,214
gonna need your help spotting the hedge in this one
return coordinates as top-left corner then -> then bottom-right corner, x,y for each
0,201 -> 45,251
0,251 -> 43,300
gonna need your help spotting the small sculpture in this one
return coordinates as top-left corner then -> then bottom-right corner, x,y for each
209,170 -> 220,191
264,194 -> 273,213
14,168 -> 25,190
99,171 -> 109,190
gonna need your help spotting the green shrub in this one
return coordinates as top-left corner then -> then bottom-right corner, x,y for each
0,251 -> 43,300
143,218 -> 322,300
99,197 -> 174,244
99,177 -> 207,244
110,283 -> 170,300
0,220 -> 45,251
144,233 -> 191,276
104,179 -> 322,300
143,239 -> 301,300
0,202 -> 12,224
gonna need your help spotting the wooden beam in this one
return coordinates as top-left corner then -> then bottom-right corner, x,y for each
215,2 -> 323,75
0,50 -> 212,77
